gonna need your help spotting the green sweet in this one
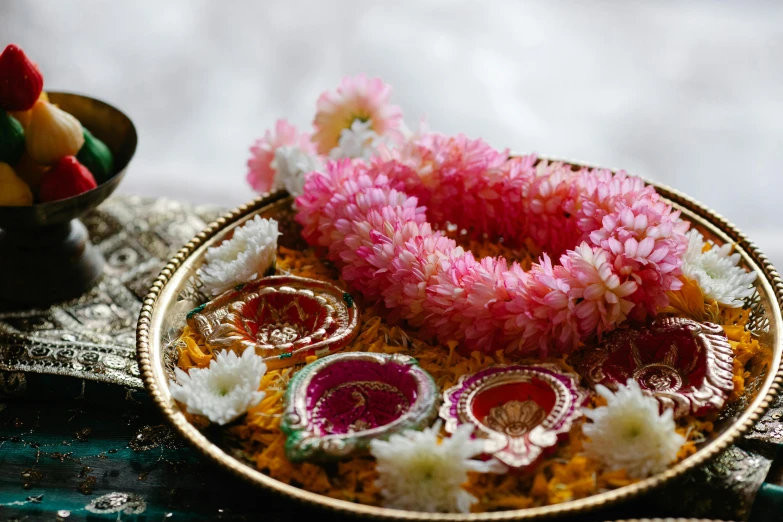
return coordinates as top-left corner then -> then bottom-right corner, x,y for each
0,110 -> 25,165
76,127 -> 114,183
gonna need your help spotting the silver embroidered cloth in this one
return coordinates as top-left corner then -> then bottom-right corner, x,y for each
0,196 -> 223,390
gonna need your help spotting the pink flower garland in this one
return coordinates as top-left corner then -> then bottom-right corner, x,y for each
245,76 -> 690,358
294,135 -> 689,358
294,134 -> 689,358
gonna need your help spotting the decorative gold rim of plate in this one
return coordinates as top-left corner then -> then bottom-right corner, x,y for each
136,159 -> 783,521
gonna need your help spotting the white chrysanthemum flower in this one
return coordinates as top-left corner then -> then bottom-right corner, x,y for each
271,145 -> 322,197
583,380 -> 685,478
330,119 -> 387,161
169,347 -> 266,426
370,422 -> 506,513
681,229 -> 757,307
198,215 -> 281,296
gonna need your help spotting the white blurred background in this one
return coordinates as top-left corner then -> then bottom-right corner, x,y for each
2,0 -> 782,264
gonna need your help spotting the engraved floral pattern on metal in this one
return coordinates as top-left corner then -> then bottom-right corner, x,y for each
580,317 -> 735,418
186,276 -> 360,370
281,352 -> 439,461
440,364 -> 588,469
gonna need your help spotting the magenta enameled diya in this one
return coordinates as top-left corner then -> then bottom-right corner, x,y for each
281,352 -> 439,461
440,364 -> 588,470
579,317 -> 734,418
186,276 -> 360,370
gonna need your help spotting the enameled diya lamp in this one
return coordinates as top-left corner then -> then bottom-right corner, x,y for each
440,364 -> 588,470
281,351 -> 440,461
186,276 -> 360,370
580,317 -> 735,418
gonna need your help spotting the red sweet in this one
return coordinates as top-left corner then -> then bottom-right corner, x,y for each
0,44 -> 44,111
39,156 -> 97,202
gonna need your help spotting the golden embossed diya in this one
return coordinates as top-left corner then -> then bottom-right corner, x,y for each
186,275 -> 359,370
137,172 -> 783,520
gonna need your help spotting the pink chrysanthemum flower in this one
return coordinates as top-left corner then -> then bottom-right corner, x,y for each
515,161 -> 583,256
295,159 -> 429,300
575,169 -> 654,238
499,256 -> 579,357
425,253 -> 514,350
295,159 -> 368,245
247,119 -> 316,193
391,133 -> 509,234
381,232 -> 461,326
587,196 -> 689,318
334,191 -> 427,298
562,243 -> 638,337
312,75 -> 403,155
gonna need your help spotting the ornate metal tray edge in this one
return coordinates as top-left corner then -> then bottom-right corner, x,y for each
136,165 -> 783,521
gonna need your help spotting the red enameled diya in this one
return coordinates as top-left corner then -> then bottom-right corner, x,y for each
440,364 -> 588,470
579,317 -> 735,418
186,276 -> 360,370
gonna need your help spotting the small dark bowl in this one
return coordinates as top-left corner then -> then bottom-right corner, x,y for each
0,92 -> 137,305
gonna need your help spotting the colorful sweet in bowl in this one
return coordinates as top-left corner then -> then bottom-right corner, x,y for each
0,44 -> 137,304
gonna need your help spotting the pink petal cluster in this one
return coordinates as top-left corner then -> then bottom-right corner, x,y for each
312,74 -> 404,155
382,133 -> 509,234
295,134 -> 689,358
578,170 -> 690,319
247,76 -> 404,194
246,119 -> 315,193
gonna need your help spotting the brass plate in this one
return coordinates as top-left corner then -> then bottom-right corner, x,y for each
136,162 -> 783,520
